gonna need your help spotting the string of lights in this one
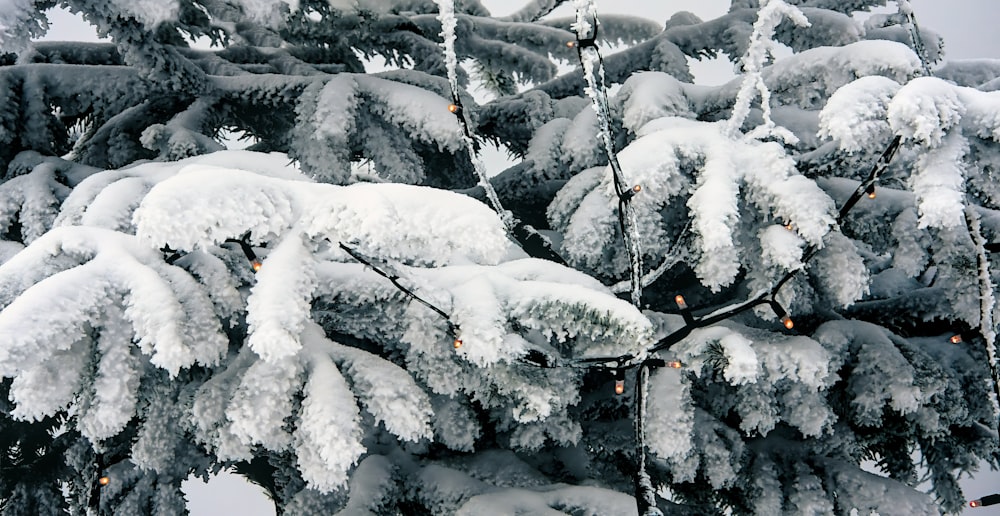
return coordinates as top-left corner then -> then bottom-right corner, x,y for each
88,452 -> 108,514
221,4 -> 904,512
899,1 -> 932,75
970,493 -> 1000,508
68,1 -> 985,508
114,1 -> 973,511
964,208 -> 1000,441
433,0 -> 566,265
337,242 -> 462,345
570,5 -> 644,307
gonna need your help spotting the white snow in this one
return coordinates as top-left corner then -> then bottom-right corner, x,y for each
294,344 -> 366,492
109,0 -> 180,29
819,75 -> 901,152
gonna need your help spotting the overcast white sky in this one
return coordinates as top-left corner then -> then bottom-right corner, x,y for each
38,1 -> 1000,514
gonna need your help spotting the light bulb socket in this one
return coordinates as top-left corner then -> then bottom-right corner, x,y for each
523,349 -> 551,367
865,183 -> 876,199
771,301 -> 793,330
971,493 -> 1000,507
619,185 -> 641,201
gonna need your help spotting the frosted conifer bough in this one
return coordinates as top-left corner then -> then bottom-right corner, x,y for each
552,116 -> 837,295
133,157 -> 649,490
3,0 -> 1000,514
821,75 -> 1000,230
0,152 -> 655,498
294,73 -> 469,184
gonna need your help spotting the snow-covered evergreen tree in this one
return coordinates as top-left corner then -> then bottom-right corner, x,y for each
1,0 -> 999,514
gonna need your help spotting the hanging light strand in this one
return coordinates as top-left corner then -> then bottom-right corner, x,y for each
633,361 -> 662,516
898,0 -> 932,75
571,2 -> 644,307
433,0 -> 567,265
964,207 -> 1000,440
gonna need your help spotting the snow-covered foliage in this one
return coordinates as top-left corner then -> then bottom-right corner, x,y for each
2,1 -> 999,515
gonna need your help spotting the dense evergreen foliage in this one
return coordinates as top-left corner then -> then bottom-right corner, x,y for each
2,0 -> 999,514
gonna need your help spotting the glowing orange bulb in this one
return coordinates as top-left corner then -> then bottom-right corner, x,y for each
632,185 -> 642,193
667,360 -> 682,369
453,338 -> 463,349
674,295 -> 687,310
969,494 -> 1000,507
782,315 -> 794,329
447,104 -> 459,113
99,476 -> 110,486
251,261 -> 262,272
867,191 -> 876,199
784,223 -> 793,231
950,334 -> 962,344
566,41 -> 576,48
614,379 -> 625,395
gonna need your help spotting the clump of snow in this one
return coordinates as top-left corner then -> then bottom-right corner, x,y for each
77,305 -> 142,441
431,396 -> 481,452
0,162 -> 69,243
811,232 -> 870,307
819,76 -> 901,152
246,232 -> 317,361
234,0 -> 298,27
888,77 -> 966,147
645,368 -> 695,462
135,166 -> 512,267
134,166 -> 305,251
328,337 -> 433,443
617,72 -> 693,133
294,346 -> 365,492
0,227 -> 226,377
759,224 -> 805,271
110,0 -> 181,28
8,340 -> 87,421
227,354 -> 303,450
554,116 -> 835,291
910,132 -> 967,229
